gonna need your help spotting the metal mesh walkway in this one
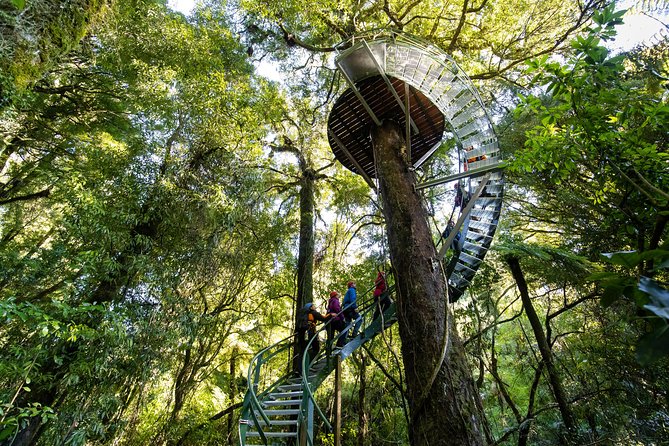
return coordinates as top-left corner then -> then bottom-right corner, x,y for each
327,34 -> 504,301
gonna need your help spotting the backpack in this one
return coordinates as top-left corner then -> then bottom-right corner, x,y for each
297,307 -> 315,331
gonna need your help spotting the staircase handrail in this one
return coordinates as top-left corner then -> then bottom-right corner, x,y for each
245,333 -> 295,429
299,280 -> 395,442
298,296 -> 370,435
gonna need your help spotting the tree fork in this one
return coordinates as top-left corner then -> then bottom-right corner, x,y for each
371,120 -> 489,445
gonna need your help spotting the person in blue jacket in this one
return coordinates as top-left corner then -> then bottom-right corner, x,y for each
343,280 -> 362,338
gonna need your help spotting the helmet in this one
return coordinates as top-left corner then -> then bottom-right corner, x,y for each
304,303 -> 313,309
347,281 -> 355,288
330,291 -> 338,298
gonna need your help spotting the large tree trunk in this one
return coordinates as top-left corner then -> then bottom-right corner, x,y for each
296,166 -> 315,312
505,255 -> 576,432
371,120 -> 488,445
292,155 -> 316,373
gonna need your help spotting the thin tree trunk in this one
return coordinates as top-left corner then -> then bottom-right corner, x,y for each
358,354 -> 367,446
505,255 -> 576,432
227,348 -> 238,446
293,160 -> 316,373
335,355 -> 342,446
518,361 -> 544,446
490,336 -> 522,423
371,120 -> 489,445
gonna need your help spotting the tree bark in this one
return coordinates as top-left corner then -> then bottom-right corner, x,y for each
358,354 -> 367,446
505,255 -> 576,432
371,120 -> 489,445
227,347 -> 238,446
291,151 -> 316,373
296,165 -> 315,312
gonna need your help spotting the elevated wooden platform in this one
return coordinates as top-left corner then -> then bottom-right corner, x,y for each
327,34 -> 505,302
328,76 -> 445,179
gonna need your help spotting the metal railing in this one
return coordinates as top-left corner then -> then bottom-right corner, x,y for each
240,333 -> 295,445
298,282 -> 396,445
240,278 -> 397,445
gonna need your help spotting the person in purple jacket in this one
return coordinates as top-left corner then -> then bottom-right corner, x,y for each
326,291 -> 346,349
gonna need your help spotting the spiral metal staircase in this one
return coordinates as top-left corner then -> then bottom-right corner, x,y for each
239,292 -> 397,445
239,32 -> 504,445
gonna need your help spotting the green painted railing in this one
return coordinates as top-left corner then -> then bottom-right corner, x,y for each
240,333 -> 294,445
240,279 -> 396,446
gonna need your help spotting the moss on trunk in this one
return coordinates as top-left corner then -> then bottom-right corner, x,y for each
371,120 -> 489,445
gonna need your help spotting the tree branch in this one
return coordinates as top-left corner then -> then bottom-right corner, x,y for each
279,24 -> 337,52
0,188 -> 51,205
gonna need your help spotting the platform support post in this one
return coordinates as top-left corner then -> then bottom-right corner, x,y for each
405,82 -> 411,164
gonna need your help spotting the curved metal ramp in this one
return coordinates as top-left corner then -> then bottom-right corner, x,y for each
327,34 -> 504,301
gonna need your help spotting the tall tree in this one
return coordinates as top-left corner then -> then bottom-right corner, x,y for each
0,1 -> 284,444
372,120 -> 490,445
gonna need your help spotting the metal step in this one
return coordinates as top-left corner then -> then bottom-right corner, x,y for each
288,375 -> 316,385
254,419 -> 298,427
256,409 -> 300,416
263,399 -> 302,407
480,186 -> 503,197
462,241 -> 488,254
244,442 -> 286,446
468,155 -> 501,171
269,391 -> 302,399
450,271 -> 471,287
472,196 -> 502,208
470,208 -> 499,221
246,431 -> 298,438
451,104 -> 486,128
467,219 -> 496,231
277,383 -> 302,391
459,251 -> 482,268
455,261 -> 476,275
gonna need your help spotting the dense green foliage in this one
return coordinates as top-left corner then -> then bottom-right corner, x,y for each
0,0 -> 667,445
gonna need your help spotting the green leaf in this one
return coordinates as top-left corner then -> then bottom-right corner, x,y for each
636,325 -> 669,365
0,427 -> 16,442
11,0 -> 26,9
586,271 -> 618,282
601,251 -> 641,268
601,282 -> 624,307
639,277 -> 669,320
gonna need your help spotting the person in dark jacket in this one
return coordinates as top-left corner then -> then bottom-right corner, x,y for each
296,303 -> 330,373
442,219 -> 462,254
372,271 -> 392,320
